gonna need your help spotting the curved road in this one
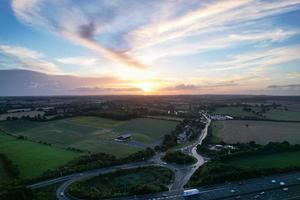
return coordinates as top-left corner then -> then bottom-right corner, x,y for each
29,114 -> 211,200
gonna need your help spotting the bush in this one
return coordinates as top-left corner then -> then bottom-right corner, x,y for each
162,151 -> 197,165
0,182 -> 33,200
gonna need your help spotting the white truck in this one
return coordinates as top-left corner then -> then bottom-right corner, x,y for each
183,189 -> 200,197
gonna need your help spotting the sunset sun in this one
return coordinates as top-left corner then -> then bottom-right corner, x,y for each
137,82 -> 156,93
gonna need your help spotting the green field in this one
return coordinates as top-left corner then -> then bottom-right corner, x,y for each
0,133 -> 78,179
209,121 -> 223,143
210,120 -> 300,145
0,158 -> 10,181
114,118 -> 178,143
69,166 -> 173,199
227,151 -> 300,169
213,106 -> 261,118
0,117 -> 178,157
213,106 -> 300,121
263,109 -> 300,121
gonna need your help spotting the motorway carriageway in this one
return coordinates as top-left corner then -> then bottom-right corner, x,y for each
100,172 -> 300,200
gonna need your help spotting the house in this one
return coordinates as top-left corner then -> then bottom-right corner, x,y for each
115,134 -> 132,142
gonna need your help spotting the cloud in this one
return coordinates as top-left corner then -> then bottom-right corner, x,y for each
12,0 -> 146,69
159,75 -> 261,93
130,0 -> 300,50
161,84 -> 200,91
12,0 -> 300,67
0,69 -> 127,96
74,86 -> 142,93
137,28 -> 298,61
0,45 -> 60,73
57,56 -> 102,66
267,84 -> 300,90
287,71 -> 300,79
199,46 -> 300,72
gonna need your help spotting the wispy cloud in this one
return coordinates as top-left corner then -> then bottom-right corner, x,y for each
12,0 -> 146,69
130,0 -> 300,50
160,75 -> 260,92
199,46 -> 300,72
74,86 -> 142,93
57,56 -> 102,66
287,71 -> 300,79
267,84 -> 300,90
0,45 -> 60,73
137,29 -> 298,61
12,0 -> 300,67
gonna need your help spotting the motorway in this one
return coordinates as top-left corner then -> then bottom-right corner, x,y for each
53,171 -> 300,200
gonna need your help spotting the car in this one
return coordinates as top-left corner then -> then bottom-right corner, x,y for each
230,189 -> 236,193
254,195 -> 260,199
60,192 -> 64,196
162,162 -> 167,165
162,194 -> 168,198
260,191 -> 265,195
271,179 -> 276,183
297,178 -> 300,181
279,181 -> 286,186
183,189 -> 200,197
282,187 -> 289,191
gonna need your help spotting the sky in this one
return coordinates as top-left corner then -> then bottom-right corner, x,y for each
0,0 -> 300,96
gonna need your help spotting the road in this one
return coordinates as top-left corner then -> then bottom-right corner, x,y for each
29,114 -> 211,200
56,171 -> 300,200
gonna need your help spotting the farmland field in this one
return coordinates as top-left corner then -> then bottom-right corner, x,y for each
263,109 -> 300,121
227,151 -> 300,169
213,106 -> 300,121
213,106 -> 262,118
209,121 -> 223,143
211,120 -> 300,144
0,133 -> 78,179
0,117 -> 178,157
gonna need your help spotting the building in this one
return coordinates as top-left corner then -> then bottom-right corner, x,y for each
210,114 -> 233,120
115,134 -> 132,142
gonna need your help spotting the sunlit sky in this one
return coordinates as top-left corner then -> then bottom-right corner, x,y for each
0,0 -> 300,95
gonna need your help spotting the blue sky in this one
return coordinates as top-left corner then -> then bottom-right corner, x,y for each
0,0 -> 300,95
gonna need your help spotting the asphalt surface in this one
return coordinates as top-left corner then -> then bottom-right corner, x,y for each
187,172 -> 300,200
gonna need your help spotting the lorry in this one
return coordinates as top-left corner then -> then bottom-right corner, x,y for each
183,189 -> 200,197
